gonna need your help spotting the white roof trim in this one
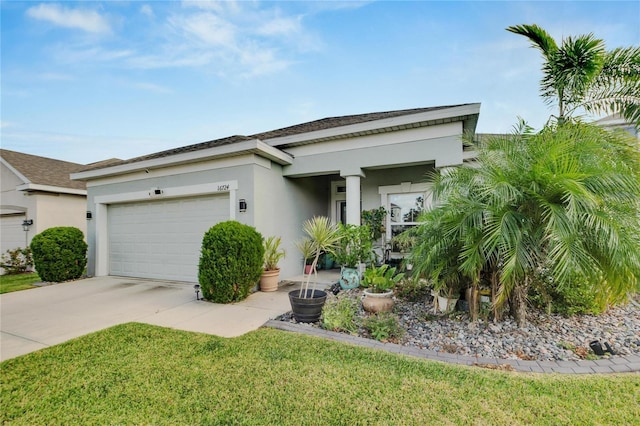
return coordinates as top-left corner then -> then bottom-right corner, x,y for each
265,103 -> 481,147
71,139 -> 294,181
15,183 -> 87,195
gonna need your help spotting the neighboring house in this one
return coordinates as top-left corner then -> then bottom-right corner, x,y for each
595,114 -> 639,139
71,103 -> 481,282
0,150 -> 89,259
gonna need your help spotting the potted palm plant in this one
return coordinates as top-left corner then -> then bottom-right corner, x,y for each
361,264 -> 404,313
260,236 -> 285,292
294,238 -> 315,275
333,224 -> 373,289
289,216 -> 341,322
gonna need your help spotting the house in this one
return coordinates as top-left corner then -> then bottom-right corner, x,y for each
71,103 -> 481,282
595,114 -> 639,139
0,149 -> 89,258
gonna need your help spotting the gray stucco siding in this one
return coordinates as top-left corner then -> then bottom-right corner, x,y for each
282,134 -> 462,178
359,165 -> 436,211
84,161 -> 258,278
254,163 -> 332,278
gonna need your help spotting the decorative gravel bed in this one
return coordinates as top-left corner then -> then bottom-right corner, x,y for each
277,289 -> 640,362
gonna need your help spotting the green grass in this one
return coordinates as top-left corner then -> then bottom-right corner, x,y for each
0,272 -> 40,294
1,323 -> 638,425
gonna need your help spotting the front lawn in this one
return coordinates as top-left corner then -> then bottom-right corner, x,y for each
1,323 -> 637,425
0,272 -> 40,294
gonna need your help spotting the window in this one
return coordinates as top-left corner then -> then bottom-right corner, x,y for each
389,192 -> 424,241
378,182 -> 431,253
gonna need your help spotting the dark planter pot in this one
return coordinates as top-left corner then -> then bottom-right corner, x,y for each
288,289 -> 327,323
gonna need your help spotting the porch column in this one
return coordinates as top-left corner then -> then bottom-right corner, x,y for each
342,170 -> 365,226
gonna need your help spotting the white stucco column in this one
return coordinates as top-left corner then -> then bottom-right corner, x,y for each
345,175 -> 361,226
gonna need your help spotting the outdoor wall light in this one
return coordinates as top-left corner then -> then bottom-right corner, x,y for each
86,211 -> 93,220
239,199 -> 247,212
22,219 -> 33,231
194,284 -> 201,301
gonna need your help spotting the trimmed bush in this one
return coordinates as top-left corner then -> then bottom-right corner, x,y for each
198,221 -> 264,303
30,227 -> 87,282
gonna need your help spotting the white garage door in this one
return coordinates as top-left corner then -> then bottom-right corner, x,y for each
108,195 -> 229,282
0,214 -> 27,254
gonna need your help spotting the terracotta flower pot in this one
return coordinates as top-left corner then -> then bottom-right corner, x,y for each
362,289 -> 394,313
260,269 -> 280,292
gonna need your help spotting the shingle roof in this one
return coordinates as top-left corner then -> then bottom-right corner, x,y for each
82,104 -> 476,171
80,135 -> 254,171
0,149 -> 87,191
251,105 -> 467,140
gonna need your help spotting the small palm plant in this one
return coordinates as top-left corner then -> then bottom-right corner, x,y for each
298,216 -> 341,298
294,238 -> 315,272
263,236 -> 285,271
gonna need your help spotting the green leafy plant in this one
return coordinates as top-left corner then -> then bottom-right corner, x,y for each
391,227 -> 418,253
530,270 -> 603,316
263,236 -> 285,271
363,312 -> 404,342
322,295 -> 359,333
333,224 -> 373,268
0,247 -> 33,275
395,277 -> 430,302
361,207 -> 387,241
30,227 -> 87,282
411,122 -> 640,326
298,216 -> 341,298
295,238 -> 315,268
362,264 -> 404,293
198,221 -> 264,303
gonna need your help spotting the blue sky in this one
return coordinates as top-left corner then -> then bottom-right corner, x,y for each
2,1 -> 639,164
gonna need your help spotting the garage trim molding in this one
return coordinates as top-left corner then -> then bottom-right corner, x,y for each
93,180 -> 238,277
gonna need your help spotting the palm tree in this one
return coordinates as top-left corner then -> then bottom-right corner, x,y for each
507,24 -> 640,126
410,121 -> 640,326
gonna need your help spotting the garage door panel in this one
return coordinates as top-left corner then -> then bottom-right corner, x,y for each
108,195 -> 229,282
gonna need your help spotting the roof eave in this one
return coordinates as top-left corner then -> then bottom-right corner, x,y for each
16,183 -> 87,196
71,139 -> 293,181
265,103 -> 481,147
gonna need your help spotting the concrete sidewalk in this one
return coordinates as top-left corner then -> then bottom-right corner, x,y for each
0,276 -> 303,362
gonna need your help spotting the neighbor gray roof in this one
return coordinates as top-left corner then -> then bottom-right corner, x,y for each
84,104 -> 476,171
0,149 -> 87,191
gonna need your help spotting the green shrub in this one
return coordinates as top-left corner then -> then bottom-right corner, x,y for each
363,312 -> 404,342
0,247 -> 33,275
198,221 -> 264,303
322,295 -> 359,333
30,227 -> 87,282
395,277 -> 430,302
530,271 -> 603,316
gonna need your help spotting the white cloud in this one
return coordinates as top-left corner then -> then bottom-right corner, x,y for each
172,12 -> 237,47
256,15 -> 302,37
140,4 -> 154,19
26,3 -> 111,34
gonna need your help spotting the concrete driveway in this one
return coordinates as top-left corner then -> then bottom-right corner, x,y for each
0,276 -> 297,362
